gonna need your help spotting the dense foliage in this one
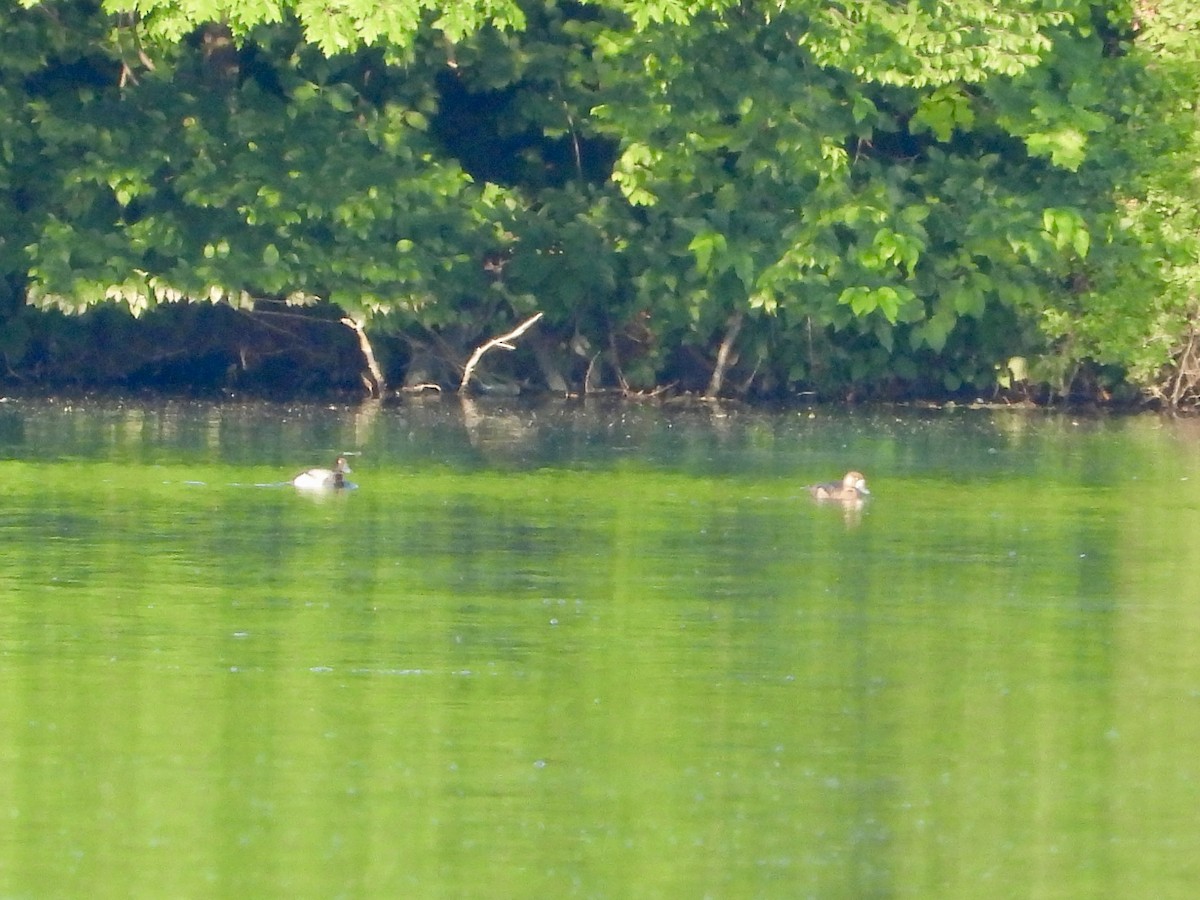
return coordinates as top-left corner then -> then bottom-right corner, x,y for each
2,0 -> 1198,401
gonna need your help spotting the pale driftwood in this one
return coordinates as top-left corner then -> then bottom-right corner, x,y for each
340,317 -> 385,398
459,312 -> 544,392
704,311 -> 744,399
583,352 -> 602,394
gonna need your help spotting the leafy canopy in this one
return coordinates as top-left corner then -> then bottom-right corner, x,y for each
7,0 -> 1200,400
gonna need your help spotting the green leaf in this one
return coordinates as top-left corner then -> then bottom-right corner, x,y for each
1025,128 -> 1087,171
913,311 -> 956,353
732,252 -> 755,290
873,317 -> 894,352
851,94 -> 877,125
402,110 -> 428,130
875,286 -> 901,324
1042,207 -> 1090,257
687,231 -> 726,275
748,291 -> 777,314
1072,228 -> 1090,259
912,88 -> 974,142
838,286 -> 875,316
324,86 -> 355,114
949,283 -> 985,317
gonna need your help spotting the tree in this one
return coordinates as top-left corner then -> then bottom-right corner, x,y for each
4,0 -> 1199,401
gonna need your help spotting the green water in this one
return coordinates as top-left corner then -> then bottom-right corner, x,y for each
1,398 -> 1199,898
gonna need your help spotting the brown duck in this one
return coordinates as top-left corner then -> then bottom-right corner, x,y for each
808,471 -> 870,502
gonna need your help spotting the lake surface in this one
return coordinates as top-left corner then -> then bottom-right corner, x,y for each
1,396 -> 1199,898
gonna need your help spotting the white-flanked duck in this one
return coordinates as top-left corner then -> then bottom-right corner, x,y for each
292,456 -> 352,491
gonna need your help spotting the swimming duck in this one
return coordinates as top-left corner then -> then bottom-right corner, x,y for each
292,456 -> 351,490
808,470 -> 870,502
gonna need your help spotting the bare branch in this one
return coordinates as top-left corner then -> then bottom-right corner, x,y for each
340,317 -> 385,398
459,312 -> 544,391
705,311 -> 744,399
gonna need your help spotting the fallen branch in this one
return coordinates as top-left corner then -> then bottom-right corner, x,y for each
460,312 -> 544,392
341,316 -> 385,398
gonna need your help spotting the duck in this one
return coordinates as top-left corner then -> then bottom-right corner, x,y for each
292,456 -> 351,490
808,470 -> 870,502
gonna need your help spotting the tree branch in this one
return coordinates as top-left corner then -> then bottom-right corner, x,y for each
341,316 -> 385,398
705,311 -> 744,399
459,312 -> 544,392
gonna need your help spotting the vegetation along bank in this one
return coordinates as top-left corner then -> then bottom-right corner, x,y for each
2,0 -> 1199,404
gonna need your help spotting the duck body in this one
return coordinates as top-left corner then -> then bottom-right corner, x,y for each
292,456 -> 351,490
808,470 -> 870,502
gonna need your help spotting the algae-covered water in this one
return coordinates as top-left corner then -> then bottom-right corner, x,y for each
2,397 -> 1198,898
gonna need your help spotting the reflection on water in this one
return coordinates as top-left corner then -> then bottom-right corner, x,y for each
1,398 -> 1199,897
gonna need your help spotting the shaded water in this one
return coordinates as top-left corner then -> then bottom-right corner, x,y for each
2,397 -> 1199,898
